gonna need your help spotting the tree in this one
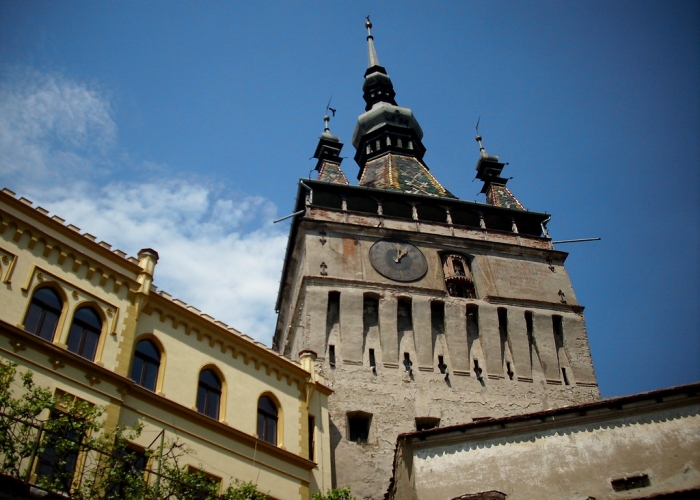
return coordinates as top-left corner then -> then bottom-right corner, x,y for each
311,486 -> 356,500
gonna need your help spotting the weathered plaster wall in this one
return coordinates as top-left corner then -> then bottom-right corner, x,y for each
399,398 -> 700,500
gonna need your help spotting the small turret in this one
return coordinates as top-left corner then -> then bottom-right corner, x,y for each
313,113 -> 349,185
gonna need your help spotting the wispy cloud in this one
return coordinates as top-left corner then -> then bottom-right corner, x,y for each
0,68 -> 286,342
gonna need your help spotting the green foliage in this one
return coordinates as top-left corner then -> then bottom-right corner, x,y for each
0,359 -> 269,500
222,480 -> 270,500
311,486 -> 356,500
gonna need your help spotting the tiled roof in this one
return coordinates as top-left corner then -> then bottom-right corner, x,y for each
317,161 -> 349,185
486,184 -> 525,210
359,153 -> 455,198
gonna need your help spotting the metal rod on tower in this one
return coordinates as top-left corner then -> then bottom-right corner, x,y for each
552,237 -> 601,244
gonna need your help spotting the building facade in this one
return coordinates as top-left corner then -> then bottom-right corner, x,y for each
273,20 -> 599,499
0,187 -> 332,500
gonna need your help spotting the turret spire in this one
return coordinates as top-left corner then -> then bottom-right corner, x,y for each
473,125 -> 525,210
313,111 -> 349,185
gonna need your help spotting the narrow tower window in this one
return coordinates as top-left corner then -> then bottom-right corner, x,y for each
369,348 -> 376,368
403,352 -> 412,372
328,345 -> 336,368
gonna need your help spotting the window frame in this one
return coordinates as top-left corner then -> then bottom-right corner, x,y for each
130,338 -> 162,392
257,394 -> 280,446
24,286 -> 65,342
66,306 -> 103,362
196,368 -> 223,420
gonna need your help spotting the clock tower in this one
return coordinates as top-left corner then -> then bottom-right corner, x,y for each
273,19 -> 599,499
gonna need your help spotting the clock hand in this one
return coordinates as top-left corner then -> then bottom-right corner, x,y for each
395,247 -> 408,263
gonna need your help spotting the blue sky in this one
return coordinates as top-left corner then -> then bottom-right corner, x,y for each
1,1 -> 698,398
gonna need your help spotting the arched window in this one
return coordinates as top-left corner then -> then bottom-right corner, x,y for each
257,396 -> 278,445
24,288 -> 63,341
197,369 -> 222,419
130,339 -> 161,391
66,307 -> 102,361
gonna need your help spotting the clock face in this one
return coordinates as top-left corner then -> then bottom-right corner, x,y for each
369,239 -> 428,282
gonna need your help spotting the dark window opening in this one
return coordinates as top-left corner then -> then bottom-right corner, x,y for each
415,417 -> 440,431
130,339 -> 160,391
36,410 -> 84,492
196,369 -> 222,419
369,348 -> 376,368
328,345 -> 336,367
525,311 -> 534,346
348,412 -> 372,443
562,367 -> 570,386
506,362 -> 514,380
474,359 -> 483,379
24,288 -> 62,341
403,352 -> 413,372
257,396 -> 278,445
611,474 -> 651,492
497,308 -> 508,344
438,355 -> 448,374
308,416 -> 315,461
326,292 -> 340,334
107,444 -> 147,497
431,301 -> 445,335
553,315 -> 564,345
66,307 -> 102,361
397,298 -> 413,333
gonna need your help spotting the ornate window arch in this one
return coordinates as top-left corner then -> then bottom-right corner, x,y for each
130,338 -> 162,392
197,367 -> 224,420
66,306 -> 102,361
257,393 -> 281,446
24,285 -> 65,342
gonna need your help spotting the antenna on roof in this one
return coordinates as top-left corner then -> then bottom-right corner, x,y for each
325,97 -> 336,117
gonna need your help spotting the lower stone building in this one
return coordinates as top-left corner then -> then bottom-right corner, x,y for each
386,382 -> 700,500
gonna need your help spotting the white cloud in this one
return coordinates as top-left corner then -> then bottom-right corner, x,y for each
0,68 -> 287,343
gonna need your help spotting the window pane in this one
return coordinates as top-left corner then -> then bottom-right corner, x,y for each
66,324 -> 83,354
258,396 -> 277,416
197,386 -> 207,414
24,303 -> 43,335
37,309 -> 60,341
130,357 -> 145,384
74,308 -> 101,329
35,288 -> 62,310
81,330 -> 99,361
143,361 -> 158,391
206,392 -> 220,419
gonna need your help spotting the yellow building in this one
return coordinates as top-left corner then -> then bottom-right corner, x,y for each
0,187 -> 332,500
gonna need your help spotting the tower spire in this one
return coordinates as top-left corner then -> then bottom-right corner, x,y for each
366,16 -> 380,68
351,18 -> 454,198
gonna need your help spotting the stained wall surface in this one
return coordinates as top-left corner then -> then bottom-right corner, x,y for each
388,385 -> 700,500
